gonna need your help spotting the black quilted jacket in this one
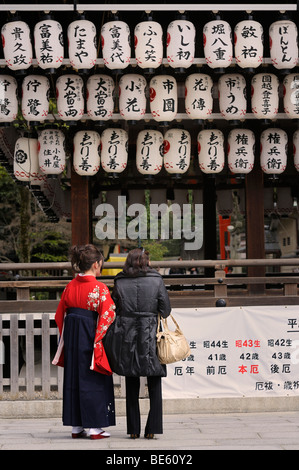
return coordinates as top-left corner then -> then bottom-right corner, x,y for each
103,269 -> 171,377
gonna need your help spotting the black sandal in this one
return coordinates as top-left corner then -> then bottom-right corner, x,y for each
144,433 -> 155,439
130,434 -> 140,439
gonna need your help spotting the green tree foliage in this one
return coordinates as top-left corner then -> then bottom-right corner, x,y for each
0,165 -> 70,263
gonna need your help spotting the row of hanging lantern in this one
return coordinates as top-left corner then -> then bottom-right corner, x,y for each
1,71 -> 298,123
1,14 -> 298,73
13,127 -> 299,182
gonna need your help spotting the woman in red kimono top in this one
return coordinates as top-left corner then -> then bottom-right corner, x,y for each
53,244 -> 116,440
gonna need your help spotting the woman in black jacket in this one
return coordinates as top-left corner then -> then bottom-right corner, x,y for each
104,248 -> 171,439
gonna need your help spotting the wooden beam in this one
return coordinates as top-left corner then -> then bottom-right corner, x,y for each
245,165 -> 265,293
71,169 -> 92,246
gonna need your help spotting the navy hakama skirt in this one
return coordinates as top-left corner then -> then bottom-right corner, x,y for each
62,307 -> 115,428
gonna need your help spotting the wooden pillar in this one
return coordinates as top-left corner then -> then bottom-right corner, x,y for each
71,169 -> 92,246
245,165 -> 265,292
203,176 -> 217,277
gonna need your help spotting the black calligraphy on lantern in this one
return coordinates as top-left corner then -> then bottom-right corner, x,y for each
172,22 -> 193,63
233,133 -> 250,170
92,77 -> 113,118
266,131 -> 283,171
278,25 -> 292,63
72,24 -> 88,64
78,132 -> 93,172
0,79 -> 12,116
143,24 -> 158,63
107,130 -> 121,170
207,131 -> 222,171
176,131 -> 189,171
11,26 -> 28,66
162,78 -> 176,113
139,131 -> 153,171
109,24 -> 124,64
211,23 -> 229,61
41,130 -> 63,170
62,77 -> 81,118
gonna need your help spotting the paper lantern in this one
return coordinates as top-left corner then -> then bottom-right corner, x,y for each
119,74 -> 147,120
22,75 -> 50,122
185,73 -> 213,119
293,130 -> 299,171
251,73 -> 279,120
260,128 -> 288,174
73,130 -> 100,176
0,75 -> 18,122
166,19 -> 195,69
203,20 -> 232,69
197,129 -> 225,174
68,18 -> 97,70
163,128 -> 191,174
34,18 -> 64,71
136,129 -> 164,175
218,74 -> 247,120
14,137 -> 39,182
101,128 -> 128,174
101,20 -> 131,70
283,74 -> 299,118
56,74 -> 84,121
1,20 -> 33,71
86,74 -> 115,121
134,20 -> 163,69
269,19 -> 298,70
149,75 -> 177,122
38,129 -> 66,175
228,128 -> 255,174
234,20 -> 263,69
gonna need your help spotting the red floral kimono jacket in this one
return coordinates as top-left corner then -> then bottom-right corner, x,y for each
53,274 -> 116,374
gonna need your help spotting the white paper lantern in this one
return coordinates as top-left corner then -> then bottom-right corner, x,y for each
1,20 -> 33,71
136,129 -> 163,175
0,75 -> 18,122
166,19 -> 195,69
73,130 -> 100,176
163,128 -> 191,174
101,128 -> 128,174
86,74 -> 115,121
228,128 -> 255,174
293,130 -> 299,171
134,20 -> 163,69
234,20 -> 264,69
22,75 -> 50,122
203,20 -> 232,69
283,74 -> 299,118
197,129 -> 225,174
260,128 -> 288,174
119,74 -> 147,120
251,73 -> 279,120
34,19 -> 64,70
68,19 -> 97,70
14,137 -> 39,182
185,73 -> 213,119
149,75 -> 177,122
101,21 -> 131,70
218,74 -> 247,120
269,19 -> 298,70
56,74 -> 84,121
38,129 -> 66,175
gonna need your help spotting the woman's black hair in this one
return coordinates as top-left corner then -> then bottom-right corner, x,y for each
70,244 -> 104,273
122,248 -> 150,276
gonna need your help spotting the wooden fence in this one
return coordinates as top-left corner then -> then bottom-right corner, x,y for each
1,258 -> 299,399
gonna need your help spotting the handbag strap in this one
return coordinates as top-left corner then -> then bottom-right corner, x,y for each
157,313 -> 182,334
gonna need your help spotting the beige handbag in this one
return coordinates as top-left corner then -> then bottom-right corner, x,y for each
156,313 -> 191,364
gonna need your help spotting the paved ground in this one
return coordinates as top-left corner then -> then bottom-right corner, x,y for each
0,411 -> 299,451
